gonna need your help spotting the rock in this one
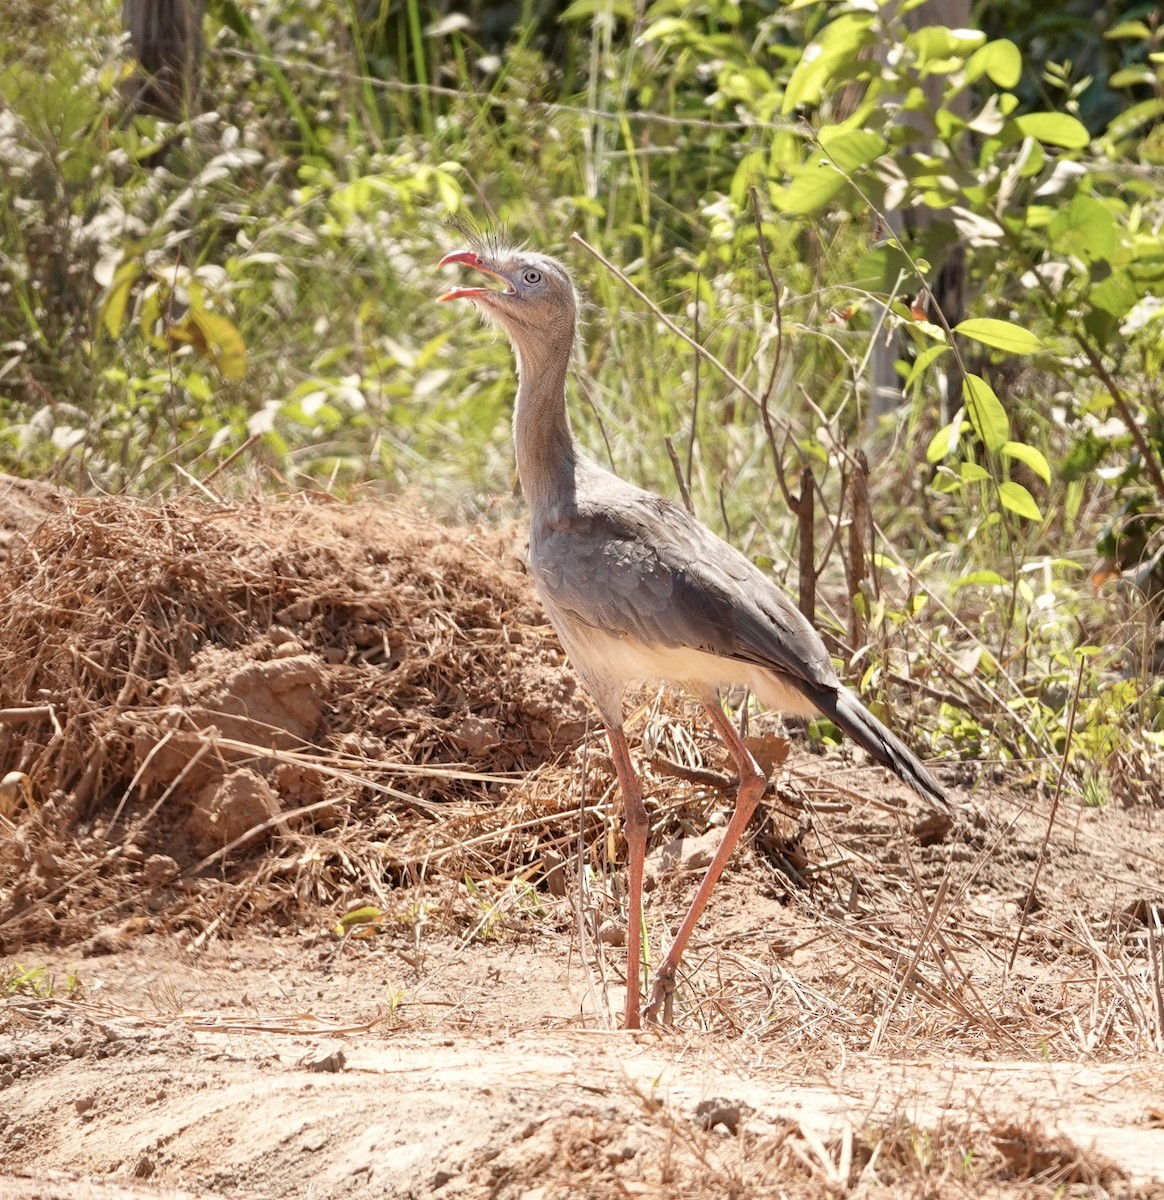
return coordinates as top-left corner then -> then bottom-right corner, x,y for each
186,768 -> 282,856
143,853 -> 179,885
643,830 -> 721,892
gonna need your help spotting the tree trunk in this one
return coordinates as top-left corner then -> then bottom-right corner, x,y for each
121,0 -> 206,121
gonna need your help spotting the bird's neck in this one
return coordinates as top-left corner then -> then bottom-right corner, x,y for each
512,335 -> 579,514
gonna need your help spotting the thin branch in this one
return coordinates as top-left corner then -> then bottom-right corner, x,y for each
663,435 -> 695,515
1008,655 -> 1086,971
570,234 -> 775,419
686,270 -> 700,497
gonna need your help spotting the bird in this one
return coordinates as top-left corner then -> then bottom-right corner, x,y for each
438,240 -> 953,1029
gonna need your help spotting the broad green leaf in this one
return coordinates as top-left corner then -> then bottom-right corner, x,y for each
908,25 -> 985,67
904,343 -> 950,391
561,0 -> 635,20
1047,194 -> 1118,264
851,242 -> 914,293
954,570 -> 1009,589
1106,97 -> 1164,143
925,414 -> 963,463
639,17 -> 695,42
1105,20 -> 1153,39
999,480 -> 1044,522
959,461 -> 991,483
782,13 -> 873,113
1001,441 -> 1052,483
331,176 -> 378,214
730,151 -> 767,208
965,39 -> 1021,88
171,310 -> 248,380
817,128 -> 888,173
334,905 -> 384,934
963,374 -> 1009,453
1090,270 -> 1139,319
1012,112 -> 1090,150
1109,67 -> 1157,89
955,318 -> 1043,354
770,156 -> 847,214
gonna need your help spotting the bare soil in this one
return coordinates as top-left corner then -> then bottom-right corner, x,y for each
1,480 -> 1162,1199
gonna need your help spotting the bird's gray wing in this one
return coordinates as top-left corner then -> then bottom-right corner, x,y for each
531,486 -> 840,694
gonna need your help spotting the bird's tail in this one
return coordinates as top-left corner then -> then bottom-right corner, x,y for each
808,686 -> 953,816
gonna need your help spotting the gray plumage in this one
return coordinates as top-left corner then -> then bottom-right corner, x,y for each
439,243 -> 950,1026
440,244 -> 949,814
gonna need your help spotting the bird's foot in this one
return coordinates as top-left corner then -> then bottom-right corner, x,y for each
642,966 -> 676,1026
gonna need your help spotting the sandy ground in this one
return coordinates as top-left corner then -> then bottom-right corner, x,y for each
3,927 -> 1164,1199
2,484 -> 1163,1197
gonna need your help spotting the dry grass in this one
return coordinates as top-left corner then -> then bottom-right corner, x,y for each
0,490 -> 1161,1066
465,1098 -> 1141,1198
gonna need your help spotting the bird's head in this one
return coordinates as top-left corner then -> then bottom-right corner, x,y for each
438,246 -> 577,355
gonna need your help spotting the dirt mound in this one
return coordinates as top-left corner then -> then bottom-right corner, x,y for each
0,489 -> 591,948
0,474 -> 64,558
2,481 -> 1162,1073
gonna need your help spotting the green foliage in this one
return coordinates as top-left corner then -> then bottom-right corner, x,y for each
2,0 -> 1164,798
1,961 -> 84,998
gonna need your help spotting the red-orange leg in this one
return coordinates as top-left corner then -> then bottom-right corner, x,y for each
605,724 -> 648,1030
643,698 -> 767,1024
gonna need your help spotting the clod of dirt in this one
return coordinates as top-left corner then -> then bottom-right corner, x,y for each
643,829 -> 720,892
134,651 -> 327,793
186,768 -> 282,855
142,853 -> 178,885
0,473 -> 64,558
449,714 -> 503,755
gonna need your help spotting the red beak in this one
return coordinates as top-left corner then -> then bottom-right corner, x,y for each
437,250 -> 510,303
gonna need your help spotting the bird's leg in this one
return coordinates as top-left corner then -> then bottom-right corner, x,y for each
643,698 -> 767,1024
605,724 -> 648,1031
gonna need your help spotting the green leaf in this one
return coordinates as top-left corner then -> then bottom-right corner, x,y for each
1105,20 -> 1153,39
1090,269 -> 1139,320
817,128 -> 888,173
954,569 -> 1009,589
925,413 -> 963,463
965,39 -> 1021,88
334,905 -> 384,934
1011,112 -> 1090,150
1001,441 -> 1052,483
1061,433 -> 1108,481
1109,67 -> 1157,89
908,25 -> 985,68
963,374 -> 1009,453
904,343 -> 950,391
560,0 -> 635,20
959,461 -> 991,483
770,156 -> 847,214
99,261 -> 140,339
1106,97 -> 1164,143
999,480 -> 1044,522
954,318 -> 1043,354
170,310 -> 248,380
1047,194 -> 1118,264
782,13 -> 873,113
730,151 -> 767,208
851,242 -> 914,293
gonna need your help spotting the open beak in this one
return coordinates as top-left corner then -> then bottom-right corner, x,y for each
437,250 -> 513,303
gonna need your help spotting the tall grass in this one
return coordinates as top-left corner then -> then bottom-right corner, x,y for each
0,1 -> 1160,792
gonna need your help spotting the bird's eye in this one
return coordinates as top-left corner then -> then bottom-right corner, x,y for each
521,268 -> 543,285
